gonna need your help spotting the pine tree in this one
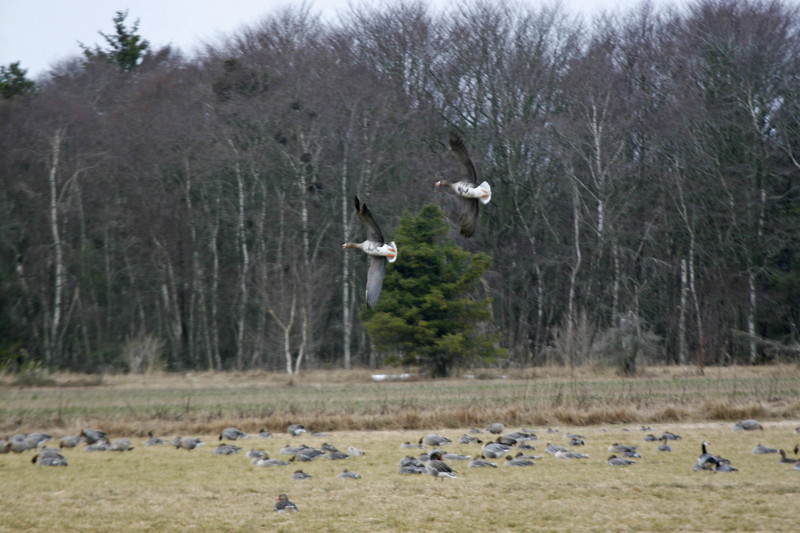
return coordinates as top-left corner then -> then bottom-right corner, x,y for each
80,10 -> 150,72
0,62 -> 35,99
362,204 -> 506,377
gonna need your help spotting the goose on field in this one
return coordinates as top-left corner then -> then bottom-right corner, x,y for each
426,451 -> 457,480
219,427 -> 248,441
342,196 -> 397,310
733,419 -> 763,431
607,454 -> 636,466
752,443 -> 778,454
274,493 -> 298,512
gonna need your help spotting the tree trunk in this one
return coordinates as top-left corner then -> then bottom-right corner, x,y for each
47,127 -> 65,368
678,257 -> 688,365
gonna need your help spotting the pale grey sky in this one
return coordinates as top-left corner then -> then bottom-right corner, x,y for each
1,0 -> 666,79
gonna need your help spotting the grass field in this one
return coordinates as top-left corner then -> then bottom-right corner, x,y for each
2,366 -> 800,531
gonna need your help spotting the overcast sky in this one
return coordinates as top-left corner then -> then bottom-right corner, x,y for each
1,0 -> 671,80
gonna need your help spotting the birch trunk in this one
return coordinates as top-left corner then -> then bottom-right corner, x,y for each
230,142 -> 249,370
47,128 -> 65,367
678,258 -> 688,365
341,136 -> 352,370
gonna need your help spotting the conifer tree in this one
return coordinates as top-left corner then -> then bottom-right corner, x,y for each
80,10 -> 150,72
362,204 -> 506,377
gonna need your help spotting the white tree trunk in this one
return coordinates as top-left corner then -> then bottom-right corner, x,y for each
678,258 -> 688,365
47,128 -> 65,367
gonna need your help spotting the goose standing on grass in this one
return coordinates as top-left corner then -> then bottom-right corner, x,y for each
342,196 -> 397,310
436,132 -> 492,238
274,493 -> 298,512
657,436 -> 672,452
426,451 -> 457,480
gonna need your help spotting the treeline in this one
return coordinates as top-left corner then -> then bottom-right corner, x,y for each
1,0 -> 799,373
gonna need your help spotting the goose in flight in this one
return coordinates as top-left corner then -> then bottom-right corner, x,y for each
342,196 -> 397,309
436,132 -> 491,237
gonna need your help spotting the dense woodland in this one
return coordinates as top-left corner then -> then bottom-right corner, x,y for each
1,0 -> 800,374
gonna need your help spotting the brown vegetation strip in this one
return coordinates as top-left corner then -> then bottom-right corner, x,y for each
1,365 -> 799,436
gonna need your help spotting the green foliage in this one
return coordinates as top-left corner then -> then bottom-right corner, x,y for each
80,10 -> 150,72
362,204 -> 506,377
0,62 -> 35,99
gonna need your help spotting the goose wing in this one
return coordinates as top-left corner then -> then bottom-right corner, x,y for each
459,197 -> 479,237
354,196 -> 384,244
366,255 -> 386,310
448,132 -> 478,185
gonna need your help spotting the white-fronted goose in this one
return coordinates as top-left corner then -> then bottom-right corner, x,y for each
342,196 -> 397,309
436,132 -> 492,237
274,493 -> 298,512
426,451 -> 456,479
257,429 -> 273,439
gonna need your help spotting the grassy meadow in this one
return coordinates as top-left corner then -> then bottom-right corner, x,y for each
2,365 -> 800,531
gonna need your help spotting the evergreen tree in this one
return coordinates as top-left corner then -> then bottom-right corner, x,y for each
0,62 -> 35,99
80,10 -> 150,72
362,204 -> 506,377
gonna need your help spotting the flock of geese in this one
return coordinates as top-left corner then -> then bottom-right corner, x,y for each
343,131 -> 492,309
4,418 -> 800,512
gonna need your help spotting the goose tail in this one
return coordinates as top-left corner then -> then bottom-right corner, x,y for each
386,242 -> 398,263
477,181 -> 491,205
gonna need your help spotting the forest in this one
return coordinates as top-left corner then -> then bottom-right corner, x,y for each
1,0 -> 799,374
